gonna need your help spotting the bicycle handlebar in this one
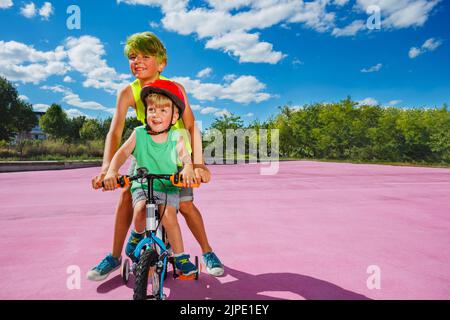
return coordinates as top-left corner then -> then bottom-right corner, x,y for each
102,172 -> 200,189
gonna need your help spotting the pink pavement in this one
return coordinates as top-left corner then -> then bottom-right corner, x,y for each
0,160 -> 449,300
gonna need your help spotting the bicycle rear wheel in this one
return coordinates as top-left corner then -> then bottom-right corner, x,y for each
133,248 -> 162,300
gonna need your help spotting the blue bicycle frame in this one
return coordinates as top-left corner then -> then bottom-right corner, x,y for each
131,173 -> 171,300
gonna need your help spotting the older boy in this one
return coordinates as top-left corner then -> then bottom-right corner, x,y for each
87,32 -> 223,281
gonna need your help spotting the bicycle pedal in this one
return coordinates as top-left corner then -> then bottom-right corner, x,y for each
177,274 -> 196,281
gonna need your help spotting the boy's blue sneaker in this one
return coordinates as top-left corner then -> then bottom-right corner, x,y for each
203,252 -> 224,277
125,230 -> 145,261
174,254 -> 198,276
86,253 -> 122,281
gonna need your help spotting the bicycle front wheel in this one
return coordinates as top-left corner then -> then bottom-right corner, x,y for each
133,248 -> 162,300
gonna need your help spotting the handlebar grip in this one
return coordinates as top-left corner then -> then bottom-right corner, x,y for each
101,176 -> 130,189
116,176 -> 130,188
171,174 -> 200,188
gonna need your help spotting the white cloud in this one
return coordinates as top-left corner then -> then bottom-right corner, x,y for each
190,104 -> 202,110
200,107 -> 220,114
33,103 -> 50,112
19,94 -> 29,101
0,40 -> 68,84
409,37 -> 442,58
333,0 -> 349,5
172,75 -> 271,104
192,104 -> 231,117
244,112 -> 254,117
200,106 -> 231,117
119,0 -> 440,64
63,76 -> 75,83
358,97 -> 379,106
0,0 -> 13,9
332,19 -> 365,37
65,108 -> 92,119
408,47 -> 421,58
64,36 -> 131,94
388,100 -> 402,106
196,67 -> 213,78
39,2 -> 53,20
0,37 -> 131,94
20,2 -> 36,18
361,63 -> 383,73
119,0 -> 333,64
223,74 -> 237,82
206,0 -> 252,11
40,85 -> 111,112
422,37 -> 442,50
205,30 -> 286,64
214,108 -> 231,117
356,0 -> 440,29
149,21 -> 160,28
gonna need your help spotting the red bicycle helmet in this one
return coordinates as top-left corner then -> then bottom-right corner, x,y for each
140,79 -> 186,116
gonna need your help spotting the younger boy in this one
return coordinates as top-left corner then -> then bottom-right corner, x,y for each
87,32 -> 223,281
102,79 -> 197,275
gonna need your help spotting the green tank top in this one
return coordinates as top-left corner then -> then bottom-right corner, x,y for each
130,76 -> 192,155
131,126 -> 180,194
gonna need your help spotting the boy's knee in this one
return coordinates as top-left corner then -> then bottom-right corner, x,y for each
134,202 -> 145,214
179,201 -> 194,214
119,187 -> 132,201
163,215 -> 179,228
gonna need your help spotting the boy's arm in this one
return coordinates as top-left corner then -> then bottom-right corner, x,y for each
174,82 -> 203,166
103,131 -> 136,190
174,82 -> 211,183
92,86 -> 135,189
176,135 -> 195,187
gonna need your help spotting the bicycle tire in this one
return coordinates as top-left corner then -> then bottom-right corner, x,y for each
133,248 -> 160,300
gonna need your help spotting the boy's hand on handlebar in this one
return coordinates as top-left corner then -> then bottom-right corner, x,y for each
102,171 -> 118,191
194,167 -> 211,184
180,165 -> 195,188
92,171 -> 107,189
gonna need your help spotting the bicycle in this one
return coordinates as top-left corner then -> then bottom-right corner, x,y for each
108,167 -> 200,300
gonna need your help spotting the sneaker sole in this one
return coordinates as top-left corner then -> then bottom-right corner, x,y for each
206,266 -> 224,277
86,264 -> 121,282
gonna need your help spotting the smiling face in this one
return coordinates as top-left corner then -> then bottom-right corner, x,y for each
145,94 -> 179,132
128,52 -> 166,82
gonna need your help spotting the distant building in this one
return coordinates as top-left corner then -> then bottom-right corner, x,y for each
14,111 -> 47,142
29,111 -> 47,140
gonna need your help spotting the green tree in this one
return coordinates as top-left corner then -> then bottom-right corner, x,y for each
66,116 -> 87,142
39,104 -> 69,139
210,113 -> 244,134
0,76 -> 37,141
80,119 -> 103,141
123,116 -> 142,141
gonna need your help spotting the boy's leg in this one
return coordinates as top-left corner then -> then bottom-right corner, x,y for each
86,188 -> 133,281
159,202 -> 197,276
179,189 -> 224,276
179,200 -> 212,253
159,205 -> 184,254
112,187 -> 134,258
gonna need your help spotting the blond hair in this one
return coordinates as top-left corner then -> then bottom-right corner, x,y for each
145,93 -> 172,108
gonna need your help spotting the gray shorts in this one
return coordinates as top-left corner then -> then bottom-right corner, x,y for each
131,188 -> 180,211
127,155 -> 194,203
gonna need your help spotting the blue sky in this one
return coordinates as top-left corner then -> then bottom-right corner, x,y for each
0,0 -> 449,128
